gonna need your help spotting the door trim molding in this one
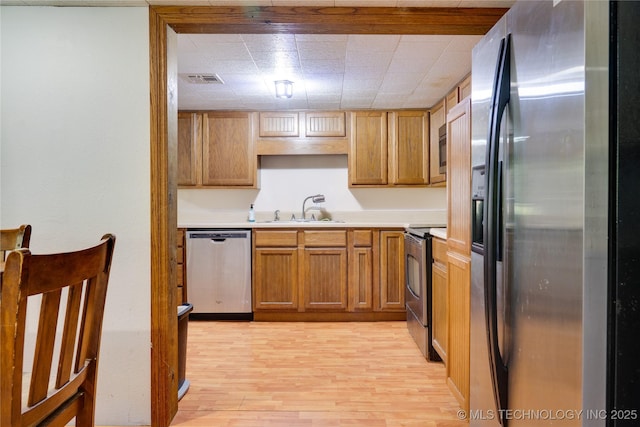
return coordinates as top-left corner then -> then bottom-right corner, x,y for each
148,6 -> 508,426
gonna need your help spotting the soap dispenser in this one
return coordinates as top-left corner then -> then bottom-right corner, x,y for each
248,204 -> 256,222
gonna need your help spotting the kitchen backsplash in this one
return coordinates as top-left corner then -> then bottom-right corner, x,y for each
178,155 -> 446,225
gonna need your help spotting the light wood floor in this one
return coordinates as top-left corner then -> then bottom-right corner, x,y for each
171,320 -> 467,427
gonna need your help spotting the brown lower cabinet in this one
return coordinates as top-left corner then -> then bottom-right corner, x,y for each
253,230 -> 299,311
176,228 -> 187,305
303,247 -> 348,310
431,236 -> 448,363
446,250 -> 471,415
252,228 -> 405,321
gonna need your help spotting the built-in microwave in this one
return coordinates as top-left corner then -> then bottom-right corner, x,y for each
438,124 -> 447,174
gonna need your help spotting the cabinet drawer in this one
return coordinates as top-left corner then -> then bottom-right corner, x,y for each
177,263 -> 184,286
254,230 -> 298,247
351,230 -> 372,247
303,230 -> 347,247
432,237 -> 447,264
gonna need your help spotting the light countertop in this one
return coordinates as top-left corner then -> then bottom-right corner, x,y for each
179,210 -> 446,230
429,228 -> 447,240
179,221 -> 444,229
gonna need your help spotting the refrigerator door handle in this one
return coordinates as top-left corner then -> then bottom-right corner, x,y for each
483,33 -> 511,426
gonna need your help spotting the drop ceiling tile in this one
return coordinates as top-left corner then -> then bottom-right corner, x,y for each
242,34 -> 297,51
301,59 -> 345,74
343,77 -> 383,91
345,52 -> 394,68
341,100 -> 375,109
209,60 -> 261,74
447,35 -> 483,52
296,34 -> 349,42
297,41 -> 348,61
347,35 -> 401,52
393,40 -> 450,60
386,57 -> 438,75
344,66 -> 387,81
379,73 -> 425,92
372,94 -> 407,109
251,49 -> 299,62
400,34 -> 453,43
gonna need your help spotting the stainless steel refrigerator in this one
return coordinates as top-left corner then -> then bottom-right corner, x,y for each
470,1 -> 640,426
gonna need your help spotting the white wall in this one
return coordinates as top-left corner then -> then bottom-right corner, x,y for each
1,7 -> 151,425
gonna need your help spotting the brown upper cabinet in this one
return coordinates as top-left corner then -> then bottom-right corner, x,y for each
445,74 -> 472,113
256,111 -> 349,155
349,111 -> 389,186
349,110 -> 429,187
177,112 -> 201,187
389,111 -> 429,185
458,75 -> 472,101
428,73 -> 472,187
429,100 -> 447,185
177,111 -> 258,188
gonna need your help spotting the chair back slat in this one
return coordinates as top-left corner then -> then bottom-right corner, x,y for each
0,234 -> 115,427
56,282 -> 84,388
29,289 -> 63,406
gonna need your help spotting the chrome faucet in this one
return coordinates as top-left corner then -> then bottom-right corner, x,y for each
302,194 -> 325,220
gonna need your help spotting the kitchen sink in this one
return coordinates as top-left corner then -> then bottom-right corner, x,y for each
258,219 -> 344,224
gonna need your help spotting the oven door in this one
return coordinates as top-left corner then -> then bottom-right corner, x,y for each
404,232 -> 427,326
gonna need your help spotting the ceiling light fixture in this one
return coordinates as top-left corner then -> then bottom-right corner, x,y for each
274,80 -> 294,99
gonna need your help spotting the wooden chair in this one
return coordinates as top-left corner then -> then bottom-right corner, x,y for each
0,234 -> 116,427
0,224 -> 32,259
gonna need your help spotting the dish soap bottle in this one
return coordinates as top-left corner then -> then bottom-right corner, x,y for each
248,204 -> 256,222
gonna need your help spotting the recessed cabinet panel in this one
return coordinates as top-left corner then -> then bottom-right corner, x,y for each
447,99 -> 472,255
352,230 -> 373,247
458,74 -> 472,101
259,112 -> 299,137
378,230 -> 405,311
349,111 -> 388,186
253,248 -> 299,310
305,111 -> 346,137
389,111 -> 429,185
432,238 -> 448,363
303,248 -> 348,310
202,112 -> 256,187
303,230 -> 347,247
254,230 -> 298,247
446,88 -> 459,111
177,112 -> 201,186
178,111 -> 257,188
429,100 -> 447,185
446,251 -> 470,412
349,247 -> 373,311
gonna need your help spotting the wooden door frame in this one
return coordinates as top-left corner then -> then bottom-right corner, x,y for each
148,6 -> 506,426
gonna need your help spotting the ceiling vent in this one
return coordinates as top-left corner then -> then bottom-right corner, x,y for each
181,74 -> 224,84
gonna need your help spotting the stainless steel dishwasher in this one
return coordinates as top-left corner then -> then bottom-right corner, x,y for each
186,229 -> 252,319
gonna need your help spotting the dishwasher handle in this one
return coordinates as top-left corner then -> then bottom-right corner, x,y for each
187,231 -> 249,241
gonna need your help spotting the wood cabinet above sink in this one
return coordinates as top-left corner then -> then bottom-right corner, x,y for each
256,111 -> 349,155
